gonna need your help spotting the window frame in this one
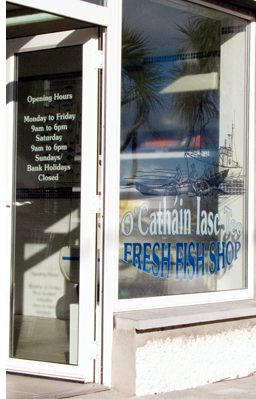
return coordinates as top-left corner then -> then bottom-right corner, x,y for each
115,0 -> 256,312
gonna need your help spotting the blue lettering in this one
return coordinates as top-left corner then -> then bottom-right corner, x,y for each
196,242 -> 205,278
124,243 -> 132,262
217,242 -> 226,271
183,242 -> 188,280
209,241 -> 216,274
176,242 -> 183,280
226,241 -> 234,266
234,241 -> 241,259
152,242 -> 160,277
123,239 -> 242,280
143,243 -> 152,274
161,243 -> 171,279
132,243 -> 142,269
187,242 -> 195,280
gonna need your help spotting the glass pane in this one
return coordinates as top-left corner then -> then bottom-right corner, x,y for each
119,0 -> 248,299
11,46 -> 82,364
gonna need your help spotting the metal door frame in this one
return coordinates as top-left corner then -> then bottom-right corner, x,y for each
6,27 -> 100,382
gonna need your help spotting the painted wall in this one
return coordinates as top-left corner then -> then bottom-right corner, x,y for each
112,317 -> 256,395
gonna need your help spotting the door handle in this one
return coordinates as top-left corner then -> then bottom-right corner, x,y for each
14,201 -> 32,207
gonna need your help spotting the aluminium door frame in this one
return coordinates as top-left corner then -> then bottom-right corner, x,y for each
6,27 -> 100,382
6,0 -> 123,387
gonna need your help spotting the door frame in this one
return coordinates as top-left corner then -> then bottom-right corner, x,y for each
6,27 -> 100,382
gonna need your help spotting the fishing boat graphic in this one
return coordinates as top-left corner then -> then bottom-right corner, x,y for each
135,162 -> 229,197
218,122 -> 242,178
133,107 -> 246,197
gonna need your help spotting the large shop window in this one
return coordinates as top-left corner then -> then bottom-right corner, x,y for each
119,0 -> 251,303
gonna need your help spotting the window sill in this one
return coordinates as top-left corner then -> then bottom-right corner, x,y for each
114,299 -> 256,331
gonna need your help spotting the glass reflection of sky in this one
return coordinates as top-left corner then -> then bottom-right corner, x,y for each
119,0 -> 247,299
121,0 -> 223,186
121,0 -> 222,156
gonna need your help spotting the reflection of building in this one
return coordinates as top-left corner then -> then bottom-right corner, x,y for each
5,0 -> 256,396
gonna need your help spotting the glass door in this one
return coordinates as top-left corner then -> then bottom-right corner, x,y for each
6,28 -> 101,381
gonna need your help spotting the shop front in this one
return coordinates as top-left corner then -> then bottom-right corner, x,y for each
6,0 -> 256,395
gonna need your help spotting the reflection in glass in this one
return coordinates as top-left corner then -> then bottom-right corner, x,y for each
6,3 -> 94,39
11,47 -> 82,364
119,0 -> 248,299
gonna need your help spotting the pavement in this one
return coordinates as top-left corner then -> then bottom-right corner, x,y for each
6,372 -> 256,399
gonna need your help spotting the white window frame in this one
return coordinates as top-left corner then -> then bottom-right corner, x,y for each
114,0 -> 256,312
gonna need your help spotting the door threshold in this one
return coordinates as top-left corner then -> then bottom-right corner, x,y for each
6,372 -> 109,399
